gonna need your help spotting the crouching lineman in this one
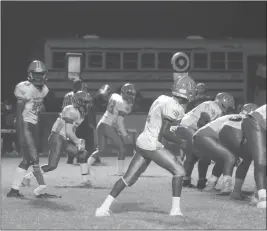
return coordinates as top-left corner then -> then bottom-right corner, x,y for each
199,104 -> 259,196
242,104 -> 266,208
87,83 -> 136,176
95,72 -> 197,217
167,92 -> 235,189
22,91 -> 93,189
7,60 -> 49,198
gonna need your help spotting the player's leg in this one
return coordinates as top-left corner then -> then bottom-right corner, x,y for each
141,148 -> 185,216
204,162 -> 223,192
242,116 -> 266,208
7,149 -> 31,198
193,129 -> 237,195
23,122 -> 47,196
22,132 -> 65,186
87,123 -> 107,166
96,149 -> 151,216
65,142 -> 91,186
105,126 -> 127,175
197,158 -> 211,189
176,126 -> 197,187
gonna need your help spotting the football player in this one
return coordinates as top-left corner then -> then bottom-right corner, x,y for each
167,92 -> 235,189
95,74 -> 196,217
22,91 -> 93,188
7,60 -> 49,198
194,104 -> 258,195
242,104 -> 266,208
87,83 -> 136,175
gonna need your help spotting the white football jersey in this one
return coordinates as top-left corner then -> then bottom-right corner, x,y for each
51,105 -> 84,140
200,114 -> 239,134
181,101 -> 223,130
99,93 -> 132,126
250,104 -> 266,129
136,95 -> 185,151
14,81 -> 49,125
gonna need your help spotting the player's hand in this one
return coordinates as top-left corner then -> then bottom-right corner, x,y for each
170,126 -> 177,134
122,135 -> 132,144
76,139 -> 85,152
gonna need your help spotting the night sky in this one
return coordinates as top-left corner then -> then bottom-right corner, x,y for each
1,1 -> 266,100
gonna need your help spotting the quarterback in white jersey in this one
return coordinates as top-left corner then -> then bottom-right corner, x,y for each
87,83 -> 136,175
169,92 -> 235,189
7,60 -> 50,198
22,91 -> 93,190
95,58 -> 197,218
242,104 -> 267,209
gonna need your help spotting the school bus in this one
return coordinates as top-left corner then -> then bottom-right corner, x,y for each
44,37 -> 266,109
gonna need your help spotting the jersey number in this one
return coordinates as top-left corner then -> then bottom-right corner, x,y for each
32,102 -> 42,115
107,99 -> 116,114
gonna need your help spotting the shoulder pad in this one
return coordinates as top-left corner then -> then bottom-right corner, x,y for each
14,81 -> 32,101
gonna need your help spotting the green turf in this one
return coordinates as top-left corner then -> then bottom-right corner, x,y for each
1,157 -> 266,230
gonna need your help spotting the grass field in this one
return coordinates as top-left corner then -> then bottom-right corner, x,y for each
1,157 -> 266,230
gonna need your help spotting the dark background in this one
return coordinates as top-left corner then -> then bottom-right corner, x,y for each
1,1 -> 266,100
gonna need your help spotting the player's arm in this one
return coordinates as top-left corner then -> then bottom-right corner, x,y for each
14,84 -> 29,138
160,104 -> 181,144
116,111 -> 128,137
197,103 -> 212,128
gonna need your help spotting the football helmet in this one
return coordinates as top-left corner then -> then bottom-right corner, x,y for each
172,74 -> 196,101
27,60 -> 47,86
215,92 -> 235,113
73,90 -> 93,115
121,83 -> 136,104
171,52 -> 190,73
196,83 -> 207,95
239,103 -> 259,116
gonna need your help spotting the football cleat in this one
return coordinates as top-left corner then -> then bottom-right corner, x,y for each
95,207 -> 111,217
7,189 -> 25,198
183,179 -> 196,188
219,178 -> 232,195
196,179 -> 207,190
230,191 -> 250,201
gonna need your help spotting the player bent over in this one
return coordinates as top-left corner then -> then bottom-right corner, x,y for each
95,74 -> 196,217
193,104 -> 258,195
7,60 -> 49,198
22,91 -> 93,188
202,104 -> 258,196
87,83 -> 136,175
167,92 -> 235,189
242,104 -> 266,208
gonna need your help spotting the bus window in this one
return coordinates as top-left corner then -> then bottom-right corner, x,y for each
106,52 -> 121,70
227,52 -> 243,70
210,52 -> 226,70
193,52 -> 208,69
88,51 -> 103,69
52,52 -> 65,69
158,52 -> 173,69
123,52 -> 138,70
141,52 -> 156,69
